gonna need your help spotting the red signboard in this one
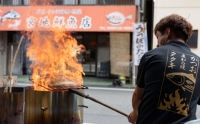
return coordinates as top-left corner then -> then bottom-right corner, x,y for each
0,6 -> 136,32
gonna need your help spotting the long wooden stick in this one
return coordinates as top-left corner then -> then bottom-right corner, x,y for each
68,88 -> 129,117
4,35 -> 24,92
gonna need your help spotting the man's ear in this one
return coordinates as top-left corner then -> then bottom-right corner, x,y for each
165,27 -> 171,39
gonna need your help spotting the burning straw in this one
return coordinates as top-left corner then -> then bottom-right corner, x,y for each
26,31 -> 85,91
21,0 -> 86,91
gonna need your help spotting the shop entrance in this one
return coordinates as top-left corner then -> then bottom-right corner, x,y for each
74,32 -> 110,77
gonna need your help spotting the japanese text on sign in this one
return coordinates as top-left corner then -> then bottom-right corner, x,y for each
36,9 -> 82,15
26,15 -> 92,29
133,23 -> 148,66
0,6 -> 136,32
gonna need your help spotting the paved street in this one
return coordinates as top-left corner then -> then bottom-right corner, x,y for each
17,82 -> 200,124
82,87 -> 200,124
83,87 -> 133,124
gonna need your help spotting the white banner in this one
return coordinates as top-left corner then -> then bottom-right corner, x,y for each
133,22 -> 148,66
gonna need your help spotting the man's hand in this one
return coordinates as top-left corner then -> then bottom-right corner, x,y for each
128,110 -> 138,124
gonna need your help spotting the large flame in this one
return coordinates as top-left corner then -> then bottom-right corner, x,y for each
25,0 -> 85,91
26,31 -> 85,91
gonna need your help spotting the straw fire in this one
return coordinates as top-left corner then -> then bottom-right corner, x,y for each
26,0 -> 85,91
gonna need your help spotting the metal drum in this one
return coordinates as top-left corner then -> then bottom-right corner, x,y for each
0,87 -> 24,124
0,87 -> 83,124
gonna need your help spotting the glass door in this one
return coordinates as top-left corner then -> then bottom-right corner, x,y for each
75,32 -> 97,76
96,33 -> 110,78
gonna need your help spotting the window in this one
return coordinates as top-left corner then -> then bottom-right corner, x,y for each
2,0 -> 12,5
1,0 -> 27,5
187,30 -> 198,48
63,0 -> 77,5
98,0 -> 115,4
55,0 -> 63,5
115,0 -> 135,4
98,0 -> 134,4
22,0 -> 29,5
12,0 -> 22,5
80,0 -> 97,5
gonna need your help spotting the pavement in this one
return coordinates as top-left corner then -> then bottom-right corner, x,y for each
16,75 -> 135,89
82,87 -> 133,124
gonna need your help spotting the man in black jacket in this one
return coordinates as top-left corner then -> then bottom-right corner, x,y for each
128,14 -> 200,124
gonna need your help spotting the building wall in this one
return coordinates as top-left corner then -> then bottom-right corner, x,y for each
153,0 -> 200,56
0,32 -> 7,76
110,32 -> 130,77
0,51 -> 7,76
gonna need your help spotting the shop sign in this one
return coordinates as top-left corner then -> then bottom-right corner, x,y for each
133,22 -> 148,66
0,6 -> 136,32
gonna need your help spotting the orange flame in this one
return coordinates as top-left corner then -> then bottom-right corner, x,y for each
26,31 -> 85,91
25,0 -> 85,91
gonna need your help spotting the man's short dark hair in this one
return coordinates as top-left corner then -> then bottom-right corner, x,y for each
154,14 -> 193,42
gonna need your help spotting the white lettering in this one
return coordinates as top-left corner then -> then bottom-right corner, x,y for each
26,16 -> 37,28
79,16 -> 92,29
38,16 -> 50,28
52,16 -> 65,28
65,16 -> 78,29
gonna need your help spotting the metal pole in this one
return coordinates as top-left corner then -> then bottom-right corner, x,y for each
132,23 -> 136,87
9,45 -> 13,93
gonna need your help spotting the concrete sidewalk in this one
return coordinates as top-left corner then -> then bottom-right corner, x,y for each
17,75 -> 134,89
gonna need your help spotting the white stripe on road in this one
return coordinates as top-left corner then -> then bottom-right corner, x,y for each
83,123 -> 95,124
87,87 -> 134,92
17,83 -> 135,92
17,83 -> 33,86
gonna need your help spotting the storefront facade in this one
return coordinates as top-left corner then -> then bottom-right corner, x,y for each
0,5 -> 136,79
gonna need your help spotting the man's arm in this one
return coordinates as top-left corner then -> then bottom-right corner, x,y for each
128,86 -> 144,124
128,54 -> 146,123
132,86 -> 144,111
